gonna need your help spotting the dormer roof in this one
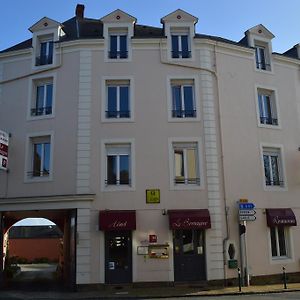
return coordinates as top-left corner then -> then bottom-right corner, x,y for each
245,24 -> 275,40
161,9 -> 198,24
29,17 -> 63,33
100,9 -> 136,24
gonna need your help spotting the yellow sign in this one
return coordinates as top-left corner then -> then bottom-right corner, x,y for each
239,198 -> 248,203
146,189 -> 160,204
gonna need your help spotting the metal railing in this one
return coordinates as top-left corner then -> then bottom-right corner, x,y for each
174,177 -> 200,185
172,109 -> 196,118
171,50 -> 191,59
27,170 -> 50,177
105,110 -> 130,118
256,61 -> 271,71
260,116 -> 278,125
35,55 -> 53,66
105,179 -> 130,185
265,180 -> 284,187
109,51 -> 128,59
31,106 -> 52,116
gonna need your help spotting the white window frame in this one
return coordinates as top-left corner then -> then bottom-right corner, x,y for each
260,143 -> 287,191
101,77 -> 134,123
24,131 -> 54,183
27,73 -> 56,121
167,76 -> 200,122
101,139 -> 135,192
252,39 -> 273,73
255,86 -> 280,129
168,137 -> 204,190
268,226 -> 294,263
32,31 -> 55,69
103,24 -> 133,63
164,23 -> 195,62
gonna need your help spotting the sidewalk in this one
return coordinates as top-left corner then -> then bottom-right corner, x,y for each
1,282 -> 300,299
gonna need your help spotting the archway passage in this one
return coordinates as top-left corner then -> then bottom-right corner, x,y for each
0,209 -> 76,291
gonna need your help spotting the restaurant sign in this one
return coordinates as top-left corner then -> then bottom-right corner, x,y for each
0,130 -> 9,171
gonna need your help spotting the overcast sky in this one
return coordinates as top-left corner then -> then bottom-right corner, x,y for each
1,0 -> 300,53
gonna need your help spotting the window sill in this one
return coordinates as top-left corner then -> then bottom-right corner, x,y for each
101,118 -> 134,123
27,114 -> 55,121
105,58 -> 131,63
32,62 -> 55,70
258,123 -> 281,130
270,257 -> 293,264
102,185 -> 135,192
169,57 -> 194,62
263,185 -> 288,192
255,68 -> 274,75
170,184 -> 203,191
24,176 -> 53,183
168,117 -> 200,123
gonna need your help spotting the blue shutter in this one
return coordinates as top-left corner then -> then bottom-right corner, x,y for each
181,35 -> 189,58
36,86 -> 45,115
171,36 -> 179,58
120,36 -> 128,58
172,86 -> 182,117
120,86 -> 129,117
46,84 -> 53,114
110,36 -> 117,58
183,86 -> 195,117
107,87 -> 117,118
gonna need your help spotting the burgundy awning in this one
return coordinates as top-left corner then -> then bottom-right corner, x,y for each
266,208 -> 297,227
168,209 -> 211,229
99,210 -> 136,231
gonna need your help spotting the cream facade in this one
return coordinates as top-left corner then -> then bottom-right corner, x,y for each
0,4 -> 300,288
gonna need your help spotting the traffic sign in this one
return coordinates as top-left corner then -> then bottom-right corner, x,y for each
239,210 -> 256,216
239,203 -> 255,210
239,215 -> 256,221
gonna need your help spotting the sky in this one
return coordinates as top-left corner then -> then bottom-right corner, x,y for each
1,0 -> 300,53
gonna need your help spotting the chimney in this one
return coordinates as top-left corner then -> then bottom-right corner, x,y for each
76,4 -> 85,18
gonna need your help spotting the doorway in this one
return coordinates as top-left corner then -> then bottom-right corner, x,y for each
173,229 -> 206,281
105,230 -> 132,284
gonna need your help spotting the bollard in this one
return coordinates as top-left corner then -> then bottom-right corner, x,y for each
282,267 -> 287,289
238,267 -> 242,292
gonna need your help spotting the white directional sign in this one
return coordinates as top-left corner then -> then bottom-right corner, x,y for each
239,215 -> 256,221
239,210 -> 256,216
0,130 -> 9,171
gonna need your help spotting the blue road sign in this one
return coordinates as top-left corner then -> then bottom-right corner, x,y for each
239,203 -> 255,210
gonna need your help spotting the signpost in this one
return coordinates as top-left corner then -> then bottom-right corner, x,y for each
0,130 -> 9,171
238,200 -> 256,287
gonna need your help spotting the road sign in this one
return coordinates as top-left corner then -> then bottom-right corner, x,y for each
239,203 -> 255,210
239,210 -> 256,216
239,215 -> 256,221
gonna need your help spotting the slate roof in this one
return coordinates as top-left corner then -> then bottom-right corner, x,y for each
0,14 -> 298,60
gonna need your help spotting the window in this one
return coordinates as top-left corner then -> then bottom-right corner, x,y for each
109,32 -> 128,59
105,144 -> 131,186
255,43 -> 270,71
257,89 -> 278,126
171,80 -> 195,118
28,136 -> 51,178
263,147 -> 284,187
31,79 -> 53,116
173,142 -> 199,185
171,35 -> 190,58
270,227 -> 290,258
36,35 -> 54,66
106,80 -> 130,118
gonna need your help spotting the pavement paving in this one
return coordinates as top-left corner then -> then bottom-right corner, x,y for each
1,264 -> 300,299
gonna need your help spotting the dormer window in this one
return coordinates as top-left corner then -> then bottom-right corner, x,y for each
255,42 -> 270,71
171,29 -> 190,59
35,35 -> 54,66
109,29 -> 128,59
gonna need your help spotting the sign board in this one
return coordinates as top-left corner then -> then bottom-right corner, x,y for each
239,203 -> 255,210
239,215 -> 256,221
146,189 -> 160,204
0,130 -> 9,171
239,210 -> 256,216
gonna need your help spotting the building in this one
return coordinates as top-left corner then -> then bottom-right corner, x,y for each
0,3 -> 300,289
